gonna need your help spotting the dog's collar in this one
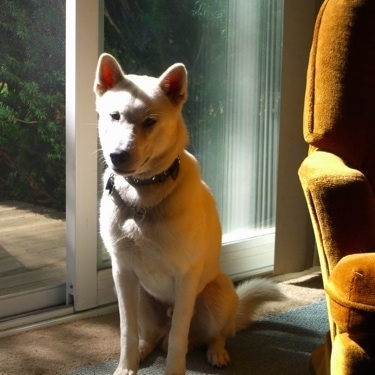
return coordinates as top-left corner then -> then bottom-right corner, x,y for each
105,157 -> 180,195
105,157 -> 180,222
125,157 -> 180,187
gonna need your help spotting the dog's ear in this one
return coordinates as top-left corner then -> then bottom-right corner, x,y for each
94,53 -> 125,96
159,63 -> 188,105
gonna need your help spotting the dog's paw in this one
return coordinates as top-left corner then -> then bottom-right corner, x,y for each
114,367 -> 137,375
206,347 -> 230,368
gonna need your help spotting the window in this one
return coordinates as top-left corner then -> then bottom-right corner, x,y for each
0,1 -> 66,319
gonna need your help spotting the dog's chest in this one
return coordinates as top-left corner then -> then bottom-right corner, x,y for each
109,213 -> 178,303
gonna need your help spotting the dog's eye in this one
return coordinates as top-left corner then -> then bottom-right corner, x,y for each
110,111 -> 120,121
143,117 -> 157,128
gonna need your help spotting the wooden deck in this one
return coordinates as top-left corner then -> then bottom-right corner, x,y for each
0,201 -> 66,296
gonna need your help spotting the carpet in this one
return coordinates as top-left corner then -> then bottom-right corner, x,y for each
67,301 -> 328,375
0,269 -> 327,375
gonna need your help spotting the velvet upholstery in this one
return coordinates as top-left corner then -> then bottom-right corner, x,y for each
298,0 -> 375,374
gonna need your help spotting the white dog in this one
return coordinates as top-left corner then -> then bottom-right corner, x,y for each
94,53 -> 284,375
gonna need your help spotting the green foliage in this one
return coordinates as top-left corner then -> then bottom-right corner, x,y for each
0,0 -> 65,210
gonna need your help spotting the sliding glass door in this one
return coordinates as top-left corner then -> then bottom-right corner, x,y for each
0,0 -> 286,324
0,1 -> 66,318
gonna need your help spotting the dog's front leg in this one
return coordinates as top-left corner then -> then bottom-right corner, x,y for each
165,274 -> 200,375
113,264 -> 140,375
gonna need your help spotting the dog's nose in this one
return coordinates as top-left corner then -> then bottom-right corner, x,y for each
110,150 -> 129,167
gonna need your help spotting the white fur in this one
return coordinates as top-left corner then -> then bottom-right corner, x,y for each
94,53 -> 285,375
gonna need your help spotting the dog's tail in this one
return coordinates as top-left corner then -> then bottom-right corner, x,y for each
234,278 -> 285,332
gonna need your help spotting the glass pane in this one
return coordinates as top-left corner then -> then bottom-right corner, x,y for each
99,0 -> 282,267
0,2 -> 66,304
220,0 -> 282,241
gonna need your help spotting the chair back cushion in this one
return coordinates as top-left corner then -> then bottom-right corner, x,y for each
304,0 -> 375,186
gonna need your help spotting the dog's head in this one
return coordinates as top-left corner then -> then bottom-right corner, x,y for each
94,53 -> 189,179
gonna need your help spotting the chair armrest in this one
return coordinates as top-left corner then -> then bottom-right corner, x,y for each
326,253 -> 375,333
298,150 -> 375,277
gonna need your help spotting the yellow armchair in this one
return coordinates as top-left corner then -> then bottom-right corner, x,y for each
298,0 -> 375,374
